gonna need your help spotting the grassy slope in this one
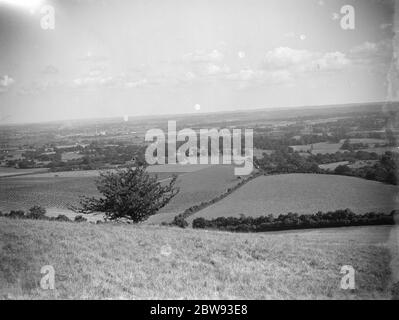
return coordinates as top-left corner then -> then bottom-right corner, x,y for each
0,217 -> 394,299
188,174 -> 398,223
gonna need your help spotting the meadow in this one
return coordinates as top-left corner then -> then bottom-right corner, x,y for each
188,174 -> 398,223
0,217 -> 395,299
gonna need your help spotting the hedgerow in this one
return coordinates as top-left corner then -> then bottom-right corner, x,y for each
192,209 -> 396,232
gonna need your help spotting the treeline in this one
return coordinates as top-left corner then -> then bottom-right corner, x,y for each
255,149 -> 397,185
192,209 -> 396,233
253,134 -> 331,151
309,150 -> 379,164
0,206 -> 87,223
168,173 -> 262,228
333,151 -> 398,185
255,149 -> 321,174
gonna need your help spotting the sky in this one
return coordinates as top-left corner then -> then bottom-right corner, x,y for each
0,0 -> 396,124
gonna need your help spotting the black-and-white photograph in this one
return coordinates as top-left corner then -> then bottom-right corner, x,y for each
0,0 -> 398,304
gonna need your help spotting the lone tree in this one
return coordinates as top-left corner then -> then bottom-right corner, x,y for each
74,166 -> 178,222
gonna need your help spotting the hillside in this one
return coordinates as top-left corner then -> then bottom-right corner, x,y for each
0,217 -> 395,299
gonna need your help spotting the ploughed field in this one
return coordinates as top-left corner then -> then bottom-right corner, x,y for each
0,217 -> 395,299
188,174 -> 399,223
0,164 -> 242,222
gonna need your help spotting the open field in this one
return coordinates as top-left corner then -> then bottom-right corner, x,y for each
290,141 -> 394,155
147,165 -> 244,224
0,217 -> 395,299
348,160 -> 379,169
0,167 -> 48,178
61,152 -> 84,161
188,174 -> 399,223
318,160 -> 380,171
363,147 -> 396,155
318,161 -> 350,170
290,142 -> 343,154
0,168 -> 183,215
0,164 -> 242,224
0,175 -> 99,214
344,138 -> 387,145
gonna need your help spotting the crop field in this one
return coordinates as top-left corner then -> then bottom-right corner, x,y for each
61,152 -> 84,161
188,174 -> 399,222
0,217 -> 395,299
0,164 -> 242,223
0,168 -> 185,215
363,147 -> 396,155
318,161 -> 350,170
348,160 -> 379,169
318,160 -> 380,171
290,142 -> 343,154
146,164 -> 244,224
345,138 -> 387,145
0,175 -> 99,214
0,167 -> 48,178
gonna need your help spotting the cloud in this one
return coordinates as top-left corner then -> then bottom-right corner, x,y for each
73,72 -> 148,89
263,47 -> 350,73
183,49 -> 224,63
0,75 -> 15,93
17,79 -> 64,96
226,68 -> 293,88
78,51 -> 109,63
380,23 -> 393,30
204,63 -> 230,75
226,69 -> 263,82
238,51 -> 246,59
42,65 -> 59,75
263,47 -> 315,69
124,79 -> 148,88
349,40 -> 392,67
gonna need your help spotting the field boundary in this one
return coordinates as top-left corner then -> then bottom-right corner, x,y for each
169,171 -> 263,225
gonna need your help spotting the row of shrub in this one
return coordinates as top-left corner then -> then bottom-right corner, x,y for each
192,209 -> 396,232
0,205 -> 87,223
169,172 -> 262,228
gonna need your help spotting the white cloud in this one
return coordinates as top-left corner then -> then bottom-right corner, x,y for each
263,47 -> 350,73
205,63 -> 230,75
349,40 -> 392,67
0,75 -> 15,87
226,69 -> 262,81
226,68 -> 293,88
73,72 -> 148,89
42,65 -> 59,75
380,23 -> 392,30
284,32 -> 296,38
125,79 -> 148,88
185,71 -> 196,81
264,47 -> 315,69
0,75 -> 15,93
183,49 -> 224,63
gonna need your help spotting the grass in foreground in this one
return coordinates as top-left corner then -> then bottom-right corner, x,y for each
0,217 -> 395,299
